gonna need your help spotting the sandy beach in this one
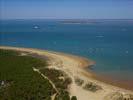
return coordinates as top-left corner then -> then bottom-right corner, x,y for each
0,46 -> 133,100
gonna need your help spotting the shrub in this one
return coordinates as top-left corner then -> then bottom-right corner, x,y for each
75,78 -> 84,86
71,96 -> 77,100
55,90 -> 70,100
83,82 -> 102,92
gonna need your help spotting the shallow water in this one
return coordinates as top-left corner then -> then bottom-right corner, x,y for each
0,19 -> 133,83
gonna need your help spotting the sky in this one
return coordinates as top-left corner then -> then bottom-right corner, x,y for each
0,0 -> 133,19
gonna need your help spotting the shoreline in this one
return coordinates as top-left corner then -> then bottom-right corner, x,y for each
0,46 -> 133,100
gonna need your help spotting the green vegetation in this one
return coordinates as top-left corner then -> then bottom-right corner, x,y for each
83,82 -> 102,92
55,90 -> 70,100
40,68 -> 72,90
71,96 -> 77,100
75,77 -> 84,86
0,49 -> 55,100
40,68 -> 73,100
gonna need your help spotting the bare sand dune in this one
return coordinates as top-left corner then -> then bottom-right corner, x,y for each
0,46 -> 133,100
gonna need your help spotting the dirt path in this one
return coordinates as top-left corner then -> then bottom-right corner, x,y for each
33,67 -> 59,100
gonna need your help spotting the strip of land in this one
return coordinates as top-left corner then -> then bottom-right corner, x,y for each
0,46 -> 133,100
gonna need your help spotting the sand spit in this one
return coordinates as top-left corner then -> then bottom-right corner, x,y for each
0,46 -> 133,100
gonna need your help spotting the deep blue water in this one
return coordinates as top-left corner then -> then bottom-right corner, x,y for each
0,19 -> 133,82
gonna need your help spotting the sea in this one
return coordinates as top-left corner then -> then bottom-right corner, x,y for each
0,19 -> 133,84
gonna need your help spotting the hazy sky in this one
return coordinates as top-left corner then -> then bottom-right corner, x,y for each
1,0 -> 133,19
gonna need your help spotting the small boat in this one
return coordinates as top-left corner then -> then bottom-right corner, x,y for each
33,26 -> 39,29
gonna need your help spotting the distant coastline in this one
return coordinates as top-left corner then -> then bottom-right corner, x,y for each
0,46 -> 132,100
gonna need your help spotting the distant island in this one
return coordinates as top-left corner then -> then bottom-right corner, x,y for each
59,19 -> 133,24
60,19 -> 102,24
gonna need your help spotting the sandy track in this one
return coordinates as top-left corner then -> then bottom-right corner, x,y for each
0,46 -> 133,100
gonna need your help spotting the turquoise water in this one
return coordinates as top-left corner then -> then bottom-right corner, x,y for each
0,19 -> 133,82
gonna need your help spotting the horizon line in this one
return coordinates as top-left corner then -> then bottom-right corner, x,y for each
0,18 -> 133,20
